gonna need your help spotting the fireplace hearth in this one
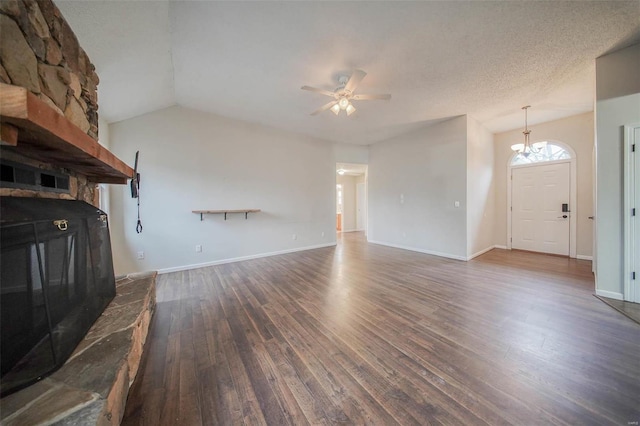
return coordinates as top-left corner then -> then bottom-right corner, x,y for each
0,197 -> 116,397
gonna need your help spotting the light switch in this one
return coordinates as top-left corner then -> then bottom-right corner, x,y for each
454,201 -> 460,208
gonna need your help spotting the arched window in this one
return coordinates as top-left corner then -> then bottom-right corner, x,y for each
511,141 -> 572,166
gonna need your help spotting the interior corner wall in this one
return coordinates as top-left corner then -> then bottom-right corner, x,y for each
368,116 -> 468,259
466,116 -> 495,259
595,43 -> 640,298
98,117 -> 110,150
493,112 -> 595,258
97,116 -> 111,216
107,105 -> 350,275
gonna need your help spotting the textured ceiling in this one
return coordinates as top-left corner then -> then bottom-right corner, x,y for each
56,1 -> 639,145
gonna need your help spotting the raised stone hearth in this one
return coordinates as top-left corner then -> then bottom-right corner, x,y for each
0,272 -> 156,426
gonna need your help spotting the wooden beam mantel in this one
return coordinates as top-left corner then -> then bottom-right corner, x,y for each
0,83 -> 134,184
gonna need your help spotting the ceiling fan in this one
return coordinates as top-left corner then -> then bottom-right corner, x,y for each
301,69 -> 391,116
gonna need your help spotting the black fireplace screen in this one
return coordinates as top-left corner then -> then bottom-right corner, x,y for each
1,197 -> 116,397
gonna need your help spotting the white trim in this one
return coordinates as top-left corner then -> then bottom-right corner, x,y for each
592,143 -> 597,274
157,242 -> 337,274
595,289 -> 624,301
368,240 -> 466,261
507,140 -> 577,258
576,255 -> 593,261
623,123 -> 640,303
494,245 -> 508,250
467,245 -> 496,260
509,158 -> 574,169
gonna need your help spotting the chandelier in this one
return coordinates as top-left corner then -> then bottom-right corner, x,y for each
511,105 -> 544,157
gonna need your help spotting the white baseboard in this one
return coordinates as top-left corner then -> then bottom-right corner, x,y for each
467,245 -> 496,260
368,240 -> 466,261
157,242 -> 337,274
576,255 -> 593,261
494,245 -> 507,250
341,228 -> 361,233
595,289 -> 623,300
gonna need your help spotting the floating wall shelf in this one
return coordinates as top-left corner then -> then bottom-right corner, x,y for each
193,209 -> 261,221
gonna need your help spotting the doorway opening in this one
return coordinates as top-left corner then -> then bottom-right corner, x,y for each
624,123 -> 640,303
336,163 -> 368,237
507,141 -> 577,257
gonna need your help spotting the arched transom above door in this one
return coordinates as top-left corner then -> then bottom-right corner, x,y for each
511,142 -> 572,166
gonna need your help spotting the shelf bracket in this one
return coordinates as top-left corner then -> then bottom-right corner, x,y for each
193,209 -> 260,221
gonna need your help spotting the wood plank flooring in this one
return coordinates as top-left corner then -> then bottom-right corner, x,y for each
596,295 -> 640,325
122,232 -> 640,425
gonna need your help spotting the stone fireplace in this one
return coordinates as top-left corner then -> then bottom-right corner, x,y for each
0,0 -> 99,140
1,1 -> 155,424
1,0 -> 104,204
1,197 -> 117,397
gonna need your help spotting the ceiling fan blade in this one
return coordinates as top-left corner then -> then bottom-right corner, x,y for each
344,69 -> 366,94
311,101 -> 338,116
301,86 -> 336,97
352,94 -> 391,101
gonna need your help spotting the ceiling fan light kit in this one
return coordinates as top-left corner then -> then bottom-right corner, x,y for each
346,103 -> 356,116
302,69 -> 391,117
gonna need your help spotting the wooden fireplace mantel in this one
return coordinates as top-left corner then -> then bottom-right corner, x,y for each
0,83 -> 134,184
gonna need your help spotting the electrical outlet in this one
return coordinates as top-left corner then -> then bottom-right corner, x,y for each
321,231 -> 325,237
137,251 -> 144,260
292,234 -> 297,240
195,245 -> 202,253
454,201 -> 460,208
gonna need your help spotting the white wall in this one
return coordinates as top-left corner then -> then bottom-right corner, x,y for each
107,106 -> 368,274
466,116 -> 495,258
336,174 -> 357,232
333,143 -> 369,165
97,116 -> 111,215
368,116 -> 468,259
356,174 -> 366,231
493,112 -> 595,258
595,43 -> 640,298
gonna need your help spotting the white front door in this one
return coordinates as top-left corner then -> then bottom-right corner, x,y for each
356,182 -> 366,231
512,162 -> 571,255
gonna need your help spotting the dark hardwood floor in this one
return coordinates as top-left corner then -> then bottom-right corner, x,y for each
122,232 -> 640,425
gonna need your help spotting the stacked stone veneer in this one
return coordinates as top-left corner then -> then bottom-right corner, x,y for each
0,0 -> 99,139
0,149 -> 98,203
0,0 -> 101,205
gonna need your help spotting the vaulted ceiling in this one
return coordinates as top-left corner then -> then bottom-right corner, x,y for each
56,1 -> 639,145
